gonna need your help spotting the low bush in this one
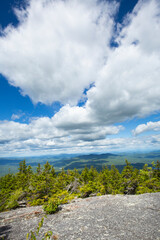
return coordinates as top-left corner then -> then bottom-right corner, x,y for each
6,188 -> 23,210
43,197 -> 61,214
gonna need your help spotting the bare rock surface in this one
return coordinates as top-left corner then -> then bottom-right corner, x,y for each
0,193 -> 160,240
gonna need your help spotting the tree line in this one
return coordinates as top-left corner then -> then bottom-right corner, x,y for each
0,160 -> 160,213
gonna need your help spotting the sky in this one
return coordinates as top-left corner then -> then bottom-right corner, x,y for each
0,0 -> 160,157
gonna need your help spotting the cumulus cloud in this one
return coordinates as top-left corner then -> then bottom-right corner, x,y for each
1,117 -> 160,156
0,0 -> 160,155
0,0 -> 117,105
0,0 -> 160,121
133,121 -> 160,136
118,0 -> 160,54
86,0 -> 160,124
0,112 -> 123,155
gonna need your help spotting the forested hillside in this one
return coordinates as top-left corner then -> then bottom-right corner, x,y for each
0,160 -> 160,214
1,151 -> 160,176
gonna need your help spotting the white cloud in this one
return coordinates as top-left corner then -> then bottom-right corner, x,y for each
11,113 -> 24,120
1,0 -> 160,124
133,121 -> 160,136
0,0 -> 117,105
0,111 -> 123,155
11,114 -> 21,120
1,121 -> 160,156
0,0 -> 160,155
86,0 -> 160,124
1,114 -> 160,156
118,0 -> 160,54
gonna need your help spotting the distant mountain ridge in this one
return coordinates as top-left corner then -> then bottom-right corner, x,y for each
76,153 -> 117,159
0,151 -> 159,176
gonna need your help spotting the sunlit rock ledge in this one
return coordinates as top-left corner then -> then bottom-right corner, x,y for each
0,193 -> 160,240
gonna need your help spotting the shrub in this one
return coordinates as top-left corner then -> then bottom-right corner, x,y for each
29,198 -> 45,206
6,189 -> 23,210
43,197 -> 61,214
80,181 -> 97,198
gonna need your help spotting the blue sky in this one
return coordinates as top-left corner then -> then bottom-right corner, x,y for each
0,0 -> 160,156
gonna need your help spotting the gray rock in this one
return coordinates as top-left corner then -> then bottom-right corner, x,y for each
0,193 -> 160,240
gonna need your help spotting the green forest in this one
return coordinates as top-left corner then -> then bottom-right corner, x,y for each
0,160 -> 160,214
